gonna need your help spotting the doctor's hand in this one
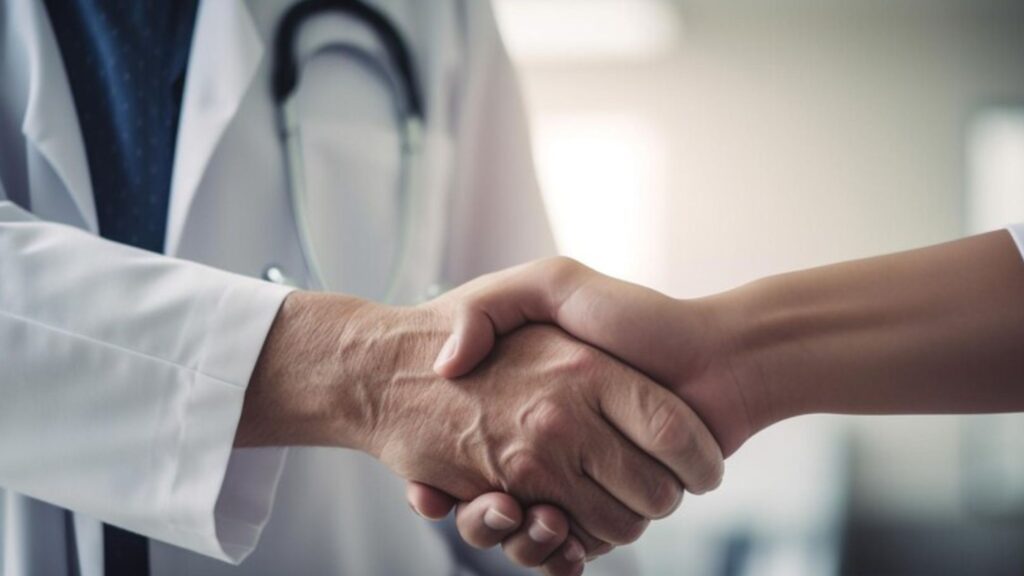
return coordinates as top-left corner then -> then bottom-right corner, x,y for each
238,288 -> 724,565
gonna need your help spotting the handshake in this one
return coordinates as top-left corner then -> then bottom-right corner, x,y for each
239,229 -> 1024,575
237,229 -> 1024,575
241,257 -> 755,575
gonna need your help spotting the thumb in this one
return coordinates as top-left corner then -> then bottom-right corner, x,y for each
432,257 -> 590,378
433,307 -> 496,378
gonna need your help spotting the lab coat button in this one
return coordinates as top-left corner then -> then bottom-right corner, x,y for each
263,265 -> 296,287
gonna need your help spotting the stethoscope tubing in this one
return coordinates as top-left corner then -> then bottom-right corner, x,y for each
268,0 -> 425,301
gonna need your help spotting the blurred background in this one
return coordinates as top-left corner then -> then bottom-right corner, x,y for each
493,1 -> 1024,575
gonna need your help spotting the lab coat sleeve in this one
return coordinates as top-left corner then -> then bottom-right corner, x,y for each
443,1 -> 558,285
1008,223 -> 1024,260
0,200 -> 293,563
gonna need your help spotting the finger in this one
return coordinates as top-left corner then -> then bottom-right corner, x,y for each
453,492 -> 524,549
567,522 -> 613,559
598,373 -> 725,495
499,504 -> 569,567
433,258 -> 588,378
567,476 -> 649,546
581,424 -> 684,519
542,536 -> 587,576
406,481 -> 457,520
432,306 -> 496,378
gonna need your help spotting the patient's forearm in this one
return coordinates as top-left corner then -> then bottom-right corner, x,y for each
710,230 -> 1024,425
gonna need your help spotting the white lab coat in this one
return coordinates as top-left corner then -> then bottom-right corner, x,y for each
0,0 -> 635,574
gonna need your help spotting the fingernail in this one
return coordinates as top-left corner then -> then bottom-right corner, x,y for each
528,519 -> 559,543
433,335 -> 458,371
408,502 -> 423,518
483,507 -> 517,531
564,540 -> 585,562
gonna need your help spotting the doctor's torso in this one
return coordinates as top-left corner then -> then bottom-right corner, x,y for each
0,0 -> 554,574
168,0 -> 460,302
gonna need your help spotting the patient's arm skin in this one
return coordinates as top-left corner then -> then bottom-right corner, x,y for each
415,229 -> 1024,574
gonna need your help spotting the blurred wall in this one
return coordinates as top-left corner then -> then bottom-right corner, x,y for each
499,0 -> 1024,543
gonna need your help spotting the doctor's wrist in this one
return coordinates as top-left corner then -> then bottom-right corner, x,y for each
238,291 -> 396,450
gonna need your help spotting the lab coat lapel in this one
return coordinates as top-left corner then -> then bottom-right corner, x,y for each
165,0 -> 264,255
15,0 -> 97,232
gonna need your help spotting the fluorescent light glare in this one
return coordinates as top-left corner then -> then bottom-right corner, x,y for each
968,109 -> 1024,233
534,113 -> 668,284
494,0 -> 682,64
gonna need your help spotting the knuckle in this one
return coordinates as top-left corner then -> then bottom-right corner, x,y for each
571,531 -> 607,555
611,515 -> 649,545
562,344 -> 601,374
505,544 -> 543,568
649,400 -> 692,454
501,447 -> 546,491
694,453 -> 726,494
648,476 -> 684,518
541,256 -> 583,281
648,400 -> 726,494
586,541 -> 614,558
523,398 -> 574,442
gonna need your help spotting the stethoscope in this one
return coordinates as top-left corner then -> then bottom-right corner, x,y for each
264,0 -> 425,302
